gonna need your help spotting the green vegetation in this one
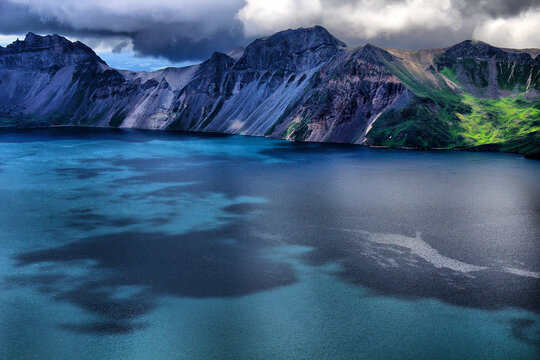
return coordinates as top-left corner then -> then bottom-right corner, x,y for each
497,131 -> 540,158
366,98 -> 459,148
367,56 -> 540,157
460,131 -> 540,159
456,95 -> 540,145
368,60 -> 467,148
282,113 -> 312,140
439,67 -> 457,83
283,119 -> 300,138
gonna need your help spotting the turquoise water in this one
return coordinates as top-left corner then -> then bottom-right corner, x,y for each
0,128 -> 539,359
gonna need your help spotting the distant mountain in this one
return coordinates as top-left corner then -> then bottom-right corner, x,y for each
1,26 -> 539,157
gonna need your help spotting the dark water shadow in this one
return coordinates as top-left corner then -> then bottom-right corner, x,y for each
286,226 -> 540,313
507,318 -> 540,347
55,167 -> 124,180
9,220 -> 296,335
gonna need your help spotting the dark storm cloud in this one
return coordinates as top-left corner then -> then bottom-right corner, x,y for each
464,0 -> 540,17
0,1 -> 56,34
0,0 -> 247,62
318,0 -> 540,16
0,0 -> 539,63
131,21 -> 247,62
0,1 -> 125,39
111,40 -> 130,54
342,24 -> 476,50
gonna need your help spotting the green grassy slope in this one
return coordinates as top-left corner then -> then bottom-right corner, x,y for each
366,59 -> 466,148
366,53 -> 540,157
456,95 -> 540,144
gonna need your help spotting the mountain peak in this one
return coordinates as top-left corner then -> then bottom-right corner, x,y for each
13,32 -> 73,50
0,32 -> 104,68
200,51 -> 235,72
25,32 -> 39,40
263,25 -> 346,49
446,39 -> 498,56
234,26 -> 346,71
362,43 -> 384,53
4,32 -> 93,54
356,43 -> 393,62
443,39 -> 532,63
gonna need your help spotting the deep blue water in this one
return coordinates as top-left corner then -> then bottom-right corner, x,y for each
0,128 -> 539,359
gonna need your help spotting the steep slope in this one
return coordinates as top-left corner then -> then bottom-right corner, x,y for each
437,40 -> 540,96
366,40 -> 540,153
0,27 -> 538,157
167,25 -> 348,135
268,45 -> 414,143
0,32 -> 199,129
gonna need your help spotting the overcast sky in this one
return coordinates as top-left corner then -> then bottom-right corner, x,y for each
1,0 -> 539,70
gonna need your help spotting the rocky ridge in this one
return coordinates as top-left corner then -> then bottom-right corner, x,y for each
0,27 -> 538,156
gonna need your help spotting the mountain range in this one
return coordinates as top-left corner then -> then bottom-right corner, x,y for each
1,26 -> 539,157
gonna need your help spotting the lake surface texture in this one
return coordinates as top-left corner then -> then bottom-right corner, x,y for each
0,128 -> 539,359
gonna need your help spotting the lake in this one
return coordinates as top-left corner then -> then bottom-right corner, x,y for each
0,128 -> 539,359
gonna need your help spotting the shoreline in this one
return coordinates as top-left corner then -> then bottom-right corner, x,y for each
0,124 -> 537,159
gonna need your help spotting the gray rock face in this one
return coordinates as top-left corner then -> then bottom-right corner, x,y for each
0,28 -> 538,148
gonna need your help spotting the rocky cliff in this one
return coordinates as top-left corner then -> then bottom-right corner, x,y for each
0,27 -> 538,156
